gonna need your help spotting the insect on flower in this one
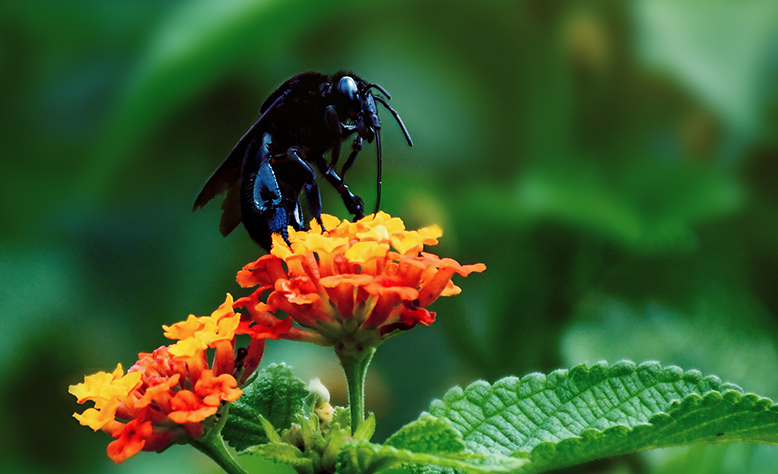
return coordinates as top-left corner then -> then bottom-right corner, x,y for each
194,71 -> 413,250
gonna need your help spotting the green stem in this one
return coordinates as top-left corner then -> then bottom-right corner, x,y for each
192,434 -> 248,474
191,404 -> 248,474
336,345 -> 376,434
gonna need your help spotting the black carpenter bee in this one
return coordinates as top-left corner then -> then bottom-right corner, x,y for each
193,71 -> 413,250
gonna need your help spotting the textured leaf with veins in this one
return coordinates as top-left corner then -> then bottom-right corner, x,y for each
222,363 -> 309,451
427,361 -> 778,473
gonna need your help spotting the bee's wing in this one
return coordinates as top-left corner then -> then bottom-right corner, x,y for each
193,92 -> 289,237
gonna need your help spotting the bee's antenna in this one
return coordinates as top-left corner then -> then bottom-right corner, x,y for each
366,83 -> 392,100
375,127 -> 382,215
374,95 -> 413,147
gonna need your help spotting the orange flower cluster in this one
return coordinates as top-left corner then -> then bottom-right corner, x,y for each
234,212 -> 486,348
69,295 -> 287,463
71,212 -> 486,464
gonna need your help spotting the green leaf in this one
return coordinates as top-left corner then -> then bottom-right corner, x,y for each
322,426 -> 350,473
248,443 -> 314,474
222,363 -> 309,451
427,361 -> 778,473
258,415 -> 283,444
385,414 -> 467,455
298,414 -> 326,455
561,291 -> 778,399
354,413 -> 376,442
332,406 -> 351,431
337,440 -> 527,474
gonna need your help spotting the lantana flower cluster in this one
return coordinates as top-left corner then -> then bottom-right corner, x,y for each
71,212 -> 486,465
234,212 -> 486,349
69,295 -> 288,463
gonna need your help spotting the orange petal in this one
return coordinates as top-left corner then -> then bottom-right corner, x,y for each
212,340 -> 235,377
363,292 -> 403,328
237,255 -> 287,288
319,274 -> 373,288
363,275 -> 419,300
136,373 -> 181,410
240,339 -> 266,384
400,308 -> 436,326
106,416 -> 153,464
167,390 -> 217,424
440,280 -> 462,297
236,316 -> 293,340
195,369 -> 242,405
418,260 -> 486,306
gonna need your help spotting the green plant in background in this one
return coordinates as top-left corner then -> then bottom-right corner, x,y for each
70,213 -> 778,474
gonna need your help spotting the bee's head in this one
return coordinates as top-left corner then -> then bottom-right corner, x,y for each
335,76 -> 360,111
334,75 -> 379,142
328,72 -> 413,217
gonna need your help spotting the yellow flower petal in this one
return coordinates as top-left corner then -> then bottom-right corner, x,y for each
304,233 -> 349,254
168,334 -> 208,358
310,214 -> 344,234
210,294 -> 236,322
73,398 -> 120,431
163,315 -> 205,340
344,242 -> 390,264
356,224 -> 391,243
418,224 -> 443,243
165,295 -> 239,348
69,365 -> 141,403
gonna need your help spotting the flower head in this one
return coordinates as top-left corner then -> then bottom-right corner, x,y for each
70,294 -> 283,463
234,212 -> 485,350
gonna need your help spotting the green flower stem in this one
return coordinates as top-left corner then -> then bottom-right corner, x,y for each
336,345 -> 376,434
191,404 -> 248,474
192,434 -> 248,474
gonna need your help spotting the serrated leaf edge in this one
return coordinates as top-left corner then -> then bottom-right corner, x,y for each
428,360 -> 778,473
430,360 -> 750,447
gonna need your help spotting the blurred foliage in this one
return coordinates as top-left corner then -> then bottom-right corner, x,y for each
2,0 -> 778,473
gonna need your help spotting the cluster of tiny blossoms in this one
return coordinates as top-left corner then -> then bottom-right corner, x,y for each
233,212 -> 486,349
69,295 -> 289,463
71,212 -> 485,464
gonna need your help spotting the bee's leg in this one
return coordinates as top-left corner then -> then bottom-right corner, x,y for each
341,135 -> 363,180
303,181 -> 323,228
322,135 -> 367,220
324,105 -> 343,171
254,159 -> 291,247
242,133 -> 289,249
286,147 -> 324,229
291,200 -> 305,231
315,151 -> 365,221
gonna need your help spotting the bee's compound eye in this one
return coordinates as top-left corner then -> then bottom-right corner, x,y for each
337,76 -> 359,102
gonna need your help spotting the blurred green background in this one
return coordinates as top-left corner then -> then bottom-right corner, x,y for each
2,0 -> 778,473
